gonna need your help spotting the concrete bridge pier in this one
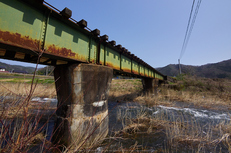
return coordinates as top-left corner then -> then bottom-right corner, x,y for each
52,63 -> 113,150
142,78 -> 159,94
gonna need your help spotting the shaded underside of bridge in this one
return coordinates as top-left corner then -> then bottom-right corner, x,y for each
0,0 -> 167,149
0,0 -> 165,80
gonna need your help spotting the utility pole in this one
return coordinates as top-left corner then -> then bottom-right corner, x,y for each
46,66 -> 48,76
178,59 -> 182,75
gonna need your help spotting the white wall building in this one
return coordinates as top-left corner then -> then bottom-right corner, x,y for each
0,66 -> 6,71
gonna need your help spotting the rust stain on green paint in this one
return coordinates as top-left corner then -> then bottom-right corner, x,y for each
0,30 -> 39,50
132,70 -> 139,75
46,44 -> 88,62
122,68 -> 131,73
106,62 -> 120,70
99,61 -> 104,65
47,44 -> 75,57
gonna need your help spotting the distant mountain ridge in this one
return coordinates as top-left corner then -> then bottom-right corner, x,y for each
157,59 -> 231,79
1,59 -> 231,78
0,62 -> 35,74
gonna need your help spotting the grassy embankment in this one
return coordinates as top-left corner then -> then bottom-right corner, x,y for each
108,75 -> 231,152
0,72 -> 57,152
0,72 -> 55,96
0,72 -> 231,152
1,72 -> 230,113
110,75 -> 231,109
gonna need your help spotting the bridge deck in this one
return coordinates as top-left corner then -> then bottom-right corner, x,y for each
0,0 -> 165,80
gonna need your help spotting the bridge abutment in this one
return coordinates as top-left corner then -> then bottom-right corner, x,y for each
52,63 -> 113,150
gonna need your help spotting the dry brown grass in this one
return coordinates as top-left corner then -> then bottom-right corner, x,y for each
2,76 -> 229,110
0,75 -> 111,152
108,77 -> 231,110
109,79 -> 142,102
135,87 -> 231,110
106,77 -> 231,151
0,74 -> 230,152
0,82 -> 56,118
0,66 -> 58,151
113,104 -> 231,152
132,76 -> 231,110
0,82 -> 56,98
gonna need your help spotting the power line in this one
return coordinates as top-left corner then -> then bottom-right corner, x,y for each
179,0 -> 202,60
179,0 -> 195,60
178,0 -> 202,74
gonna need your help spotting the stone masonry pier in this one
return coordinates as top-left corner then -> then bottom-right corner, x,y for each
52,64 -> 113,150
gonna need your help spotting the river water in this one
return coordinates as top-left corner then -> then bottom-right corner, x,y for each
1,97 -> 231,152
107,101 -> 231,152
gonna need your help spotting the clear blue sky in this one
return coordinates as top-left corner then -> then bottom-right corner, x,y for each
1,0 -> 230,68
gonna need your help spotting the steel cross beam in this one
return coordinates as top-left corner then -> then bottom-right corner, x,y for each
0,0 -> 165,80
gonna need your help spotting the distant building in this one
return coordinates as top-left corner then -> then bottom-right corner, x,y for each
0,66 -> 6,72
12,70 -> 28,74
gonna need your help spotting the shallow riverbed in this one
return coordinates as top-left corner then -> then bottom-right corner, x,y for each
106,101 -> 231,152
1,96 -> 231,152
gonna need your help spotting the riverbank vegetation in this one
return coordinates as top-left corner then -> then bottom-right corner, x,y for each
1,72 -> 230,109
107,75 -> 231,152
0,72 -> 231,152
108,103 -> 231,152
109,75 -> 231,108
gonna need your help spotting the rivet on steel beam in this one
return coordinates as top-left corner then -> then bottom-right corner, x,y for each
116,44 -> 122,49
100,35 -> 108,41
78,19 -> 87,28
92,29 -> 100,36
60,7 -> 72,19
109,40 -> 116,46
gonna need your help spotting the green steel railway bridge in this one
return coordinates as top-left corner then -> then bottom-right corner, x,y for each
0,0 -> 166,149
